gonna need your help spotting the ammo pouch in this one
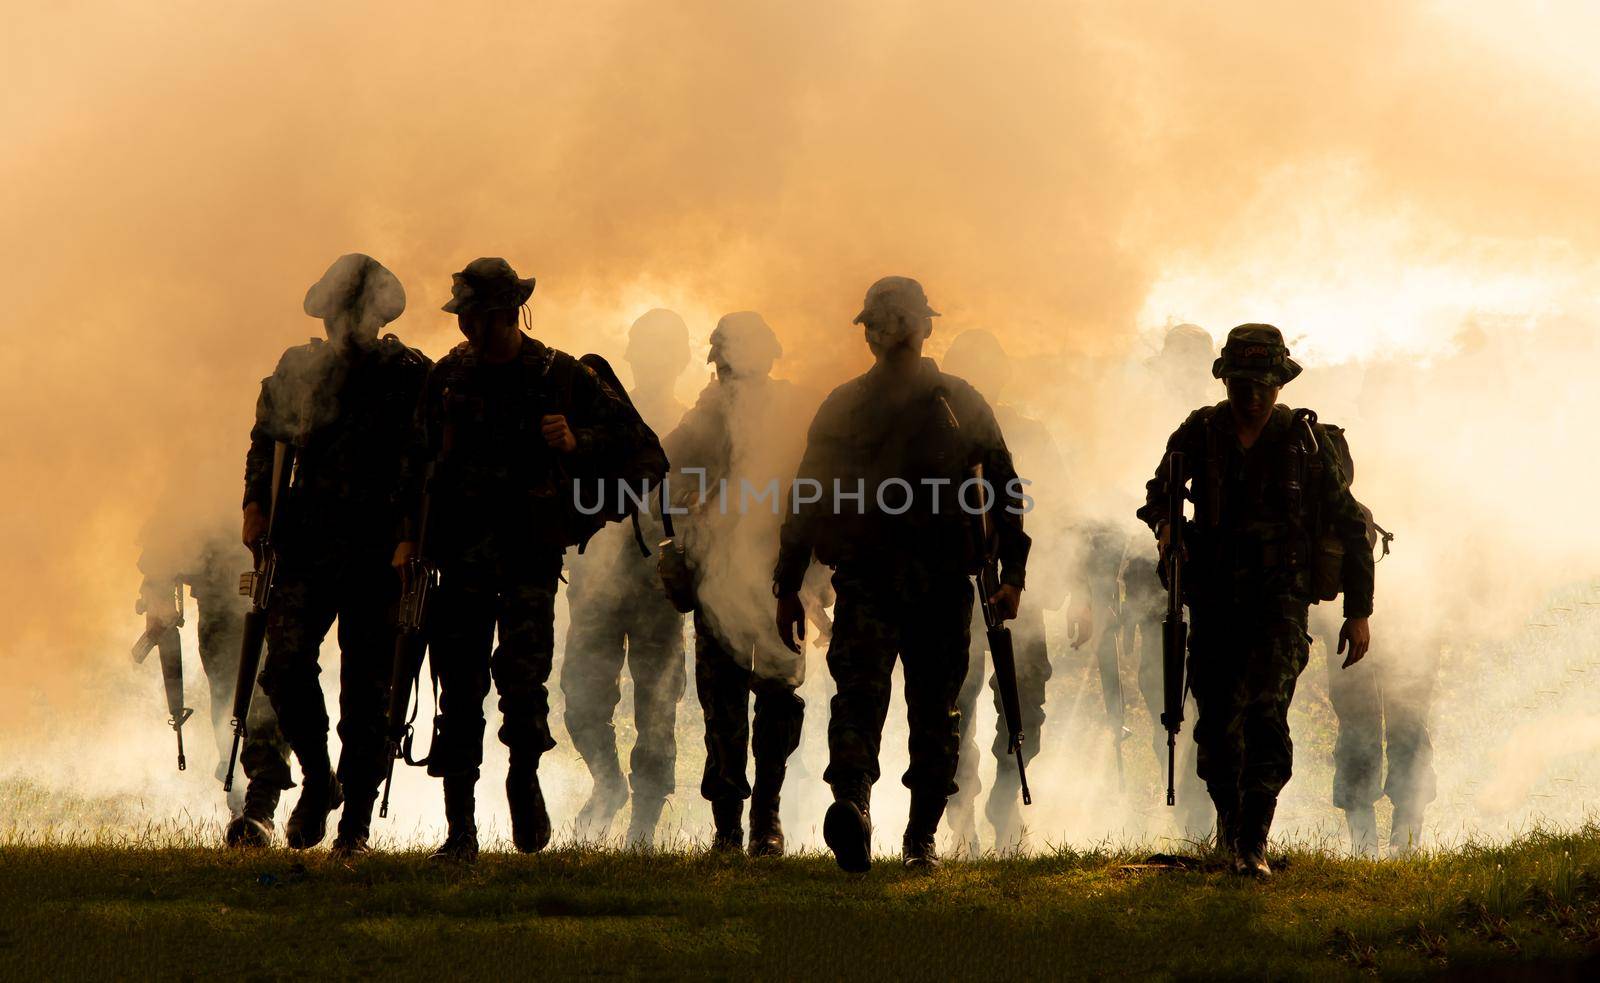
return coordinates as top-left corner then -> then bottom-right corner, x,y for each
1310,534 -> 1344,603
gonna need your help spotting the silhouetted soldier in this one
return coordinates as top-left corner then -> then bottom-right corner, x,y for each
1138,324 -> 1374,878
667,312 -> 816,857
776,277 -> 1030,871
396,258 -> 650,864
561,309 -> 692,846
245,254 -> 429,856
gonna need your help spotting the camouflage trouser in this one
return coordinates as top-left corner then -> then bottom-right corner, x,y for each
193,594 -> 292,792
1315,613 -> 1438,816
1187,599 -> 1311,813
952,602 -> 1049,807
823,568 -> 974,802
259,557 -> 395,802
693,609 -> 804,803
560,576 -> 687,799
426,555 -> 562,778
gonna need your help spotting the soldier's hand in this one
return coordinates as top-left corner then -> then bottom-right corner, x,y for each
989,583 -> 1022,622
776,591 -> 806,654
1068,598 -> 1094,649
541,414 -> 577,453
1337,616 -> 1371,668
242,502 -> 266,548
392,541 -> 417,592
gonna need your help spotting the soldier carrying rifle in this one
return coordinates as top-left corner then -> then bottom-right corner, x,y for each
1137,324 -> 1374,878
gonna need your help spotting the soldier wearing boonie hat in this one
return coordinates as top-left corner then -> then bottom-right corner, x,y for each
1136,321 -> 1375,880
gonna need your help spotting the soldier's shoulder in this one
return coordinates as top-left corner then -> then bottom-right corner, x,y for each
271,337 -> 326,371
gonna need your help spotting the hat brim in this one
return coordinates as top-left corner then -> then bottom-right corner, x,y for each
304,255 -> 406,324
852,305 -> 941,325
1212,356 -> 1303,386
441,277 -> 536,314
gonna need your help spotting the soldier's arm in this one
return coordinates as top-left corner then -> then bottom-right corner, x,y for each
395,363 -> 447,543
1134,416 -> 1197,534
242,376 -> 278,512
773,401 -> 838,596
1323,438 -> 1376,619
972,395 -> 1030,589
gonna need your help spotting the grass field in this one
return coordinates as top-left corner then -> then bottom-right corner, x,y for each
5,826 -> 1600,980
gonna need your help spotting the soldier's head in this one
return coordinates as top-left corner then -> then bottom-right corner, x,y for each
1214,323 -> 1301,422
708,311 -> 783,381
941,329 -> 1012,401
625,308 -> 691,392
442,257 -> 536,353
304,253 -> 405,350
854,276 -> 938,359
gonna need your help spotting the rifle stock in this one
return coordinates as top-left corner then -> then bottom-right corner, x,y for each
1160,451 -> 1188,808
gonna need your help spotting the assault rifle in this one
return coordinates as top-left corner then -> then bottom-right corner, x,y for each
937,393 -> 1031,806
379,457 -> 441,819
131,580 -> 194,771
224,441 -> 296,794
1160,451 -> 1188,808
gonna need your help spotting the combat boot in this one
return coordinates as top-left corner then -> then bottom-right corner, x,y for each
710,798 -> 744,853
823,785 -> 872,874
1389,803 -> 1424,858
625,795 -> 667,849
331,789 -> 376,859
985,776 -> 1025,855
1213,807 -> 1239,863
1345,804 -> 1379,859
285,765 -> 343,850
574,767 -> 629,840
1232,795 -> 1276,879
225,780 -> 281,849
429,774 -> 479,865
747,758 -> 787,858
902,791 -> 946,870
507,756 -> 552,854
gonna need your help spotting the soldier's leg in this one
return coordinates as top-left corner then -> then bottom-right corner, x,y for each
258,568 -> 342,848
821,577 -> 899,872
1326,630 -> 1383,856
986,606 -> 1051,844
1234,613 -> 1312,875
330,560 -> 399,850
205,598 -> 292,845
623,598 -> 686,845
492,560 -> 562,854
693,610 -> 753,849
945,609 -> 986,854
194,600 -> 240,784
898,576 -> 975,865
425,571 -> 497,862
1186,614 -> 1249,853
748,660 -> 804,857
560,585 -> 630,832
1382,646 -> 1439,856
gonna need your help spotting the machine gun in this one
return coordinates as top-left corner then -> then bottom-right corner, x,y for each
223,441 -> 296,794
1160,451 -> 1188,808
131,580 -> 194,770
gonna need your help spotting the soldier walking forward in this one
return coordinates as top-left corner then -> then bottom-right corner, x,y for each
1137,324 -> 1374,878
245,254 -> 430,856
775,277 -> 1030,872
395,258 -> 647,864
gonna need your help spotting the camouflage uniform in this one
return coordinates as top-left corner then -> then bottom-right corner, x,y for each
668,314 -> 811,853
560,313 -> 690,840
1312,608 -> 1437,854
1137,326 -> 1375,864
776,357 -> 1028,829
246,328 -> 430,839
